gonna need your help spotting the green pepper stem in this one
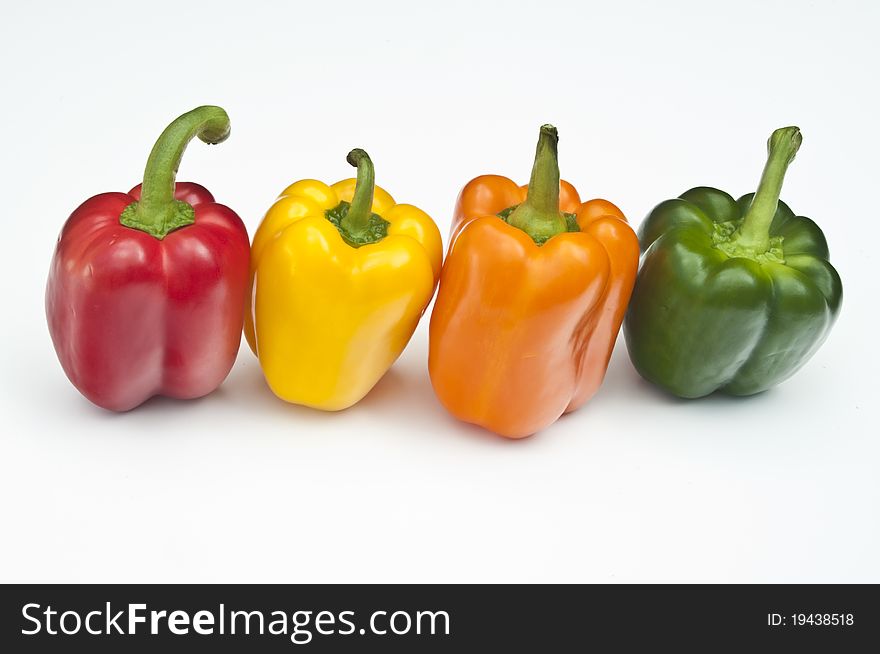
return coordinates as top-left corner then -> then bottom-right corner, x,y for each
735,126 -> 802,252
341,149 -> 376,240
120,106 -> 230,239
506,124 -> 568,244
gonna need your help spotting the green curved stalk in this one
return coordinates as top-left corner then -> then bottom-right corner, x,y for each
734,126 -> 802,252
340,148 -> 377,241
120,106 -> 230,239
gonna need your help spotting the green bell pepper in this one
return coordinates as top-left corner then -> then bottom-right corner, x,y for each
624,127 -> 842,398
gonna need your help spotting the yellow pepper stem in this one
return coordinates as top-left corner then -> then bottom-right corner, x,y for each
341,149 -> 376,241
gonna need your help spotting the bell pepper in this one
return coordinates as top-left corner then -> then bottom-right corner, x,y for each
429,125 -> 639,438
244,149 -> 442,410
46,106 -> 250,411
624,126 -> 842,398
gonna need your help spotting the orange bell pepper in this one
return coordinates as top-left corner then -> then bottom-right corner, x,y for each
429,125 -> 639,438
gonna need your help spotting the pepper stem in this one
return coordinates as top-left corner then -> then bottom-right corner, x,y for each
506,124 -> 568,244
735,126 -> 802,252
340,149 -> 376,241
120,106 -> 230,239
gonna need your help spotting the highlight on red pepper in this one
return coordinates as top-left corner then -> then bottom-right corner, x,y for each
46,106 -> 250,411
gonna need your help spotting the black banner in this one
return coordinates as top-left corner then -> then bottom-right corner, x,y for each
1,584 -> 875,651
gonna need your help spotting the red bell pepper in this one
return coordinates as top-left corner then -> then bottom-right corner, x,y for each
46,106 -> 250,411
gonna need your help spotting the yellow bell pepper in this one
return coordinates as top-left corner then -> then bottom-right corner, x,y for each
245,149 -> 442,410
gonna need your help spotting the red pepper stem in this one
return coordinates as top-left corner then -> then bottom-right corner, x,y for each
120,106 -> 230,239
735,126 -> 802,252
341,148 -> 376,239
506,124 -> 568,244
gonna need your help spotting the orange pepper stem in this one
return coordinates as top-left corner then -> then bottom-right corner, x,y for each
341,148 -> 376,240
506,124 -> 568,245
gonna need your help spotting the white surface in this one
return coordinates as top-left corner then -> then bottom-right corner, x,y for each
1,0 -> 877,583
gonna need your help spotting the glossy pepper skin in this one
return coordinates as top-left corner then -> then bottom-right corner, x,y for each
46,107 -> 250,411
624,127 -> 842,398
429,126 -> 639,438
245,149 -> 442,410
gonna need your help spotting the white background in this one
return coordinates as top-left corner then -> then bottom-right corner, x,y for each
1,0 -> 877,583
